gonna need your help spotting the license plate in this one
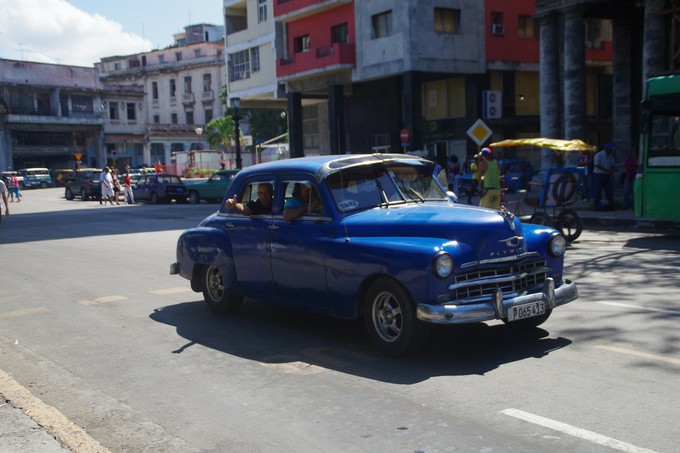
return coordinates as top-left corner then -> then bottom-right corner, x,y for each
508,301 -> 545,322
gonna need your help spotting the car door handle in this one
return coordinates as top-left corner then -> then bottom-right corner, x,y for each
225,222 -> 235,228
268,224 -> 279,230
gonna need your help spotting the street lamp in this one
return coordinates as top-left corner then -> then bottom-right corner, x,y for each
195,126 -> 203,150
230,97 -> 242,169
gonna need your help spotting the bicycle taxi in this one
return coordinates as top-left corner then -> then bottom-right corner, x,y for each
488,138 -> 595,242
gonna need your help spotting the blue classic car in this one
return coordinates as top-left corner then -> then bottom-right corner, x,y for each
171,154 -> 577,355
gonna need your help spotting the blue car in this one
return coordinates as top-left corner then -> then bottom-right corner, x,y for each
171,154 -> 577,355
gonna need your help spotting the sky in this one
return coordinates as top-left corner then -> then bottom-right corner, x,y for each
0,0 -> 223,67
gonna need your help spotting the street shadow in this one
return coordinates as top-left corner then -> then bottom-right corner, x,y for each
149,299 -> 572,384
0,203 -> 216,244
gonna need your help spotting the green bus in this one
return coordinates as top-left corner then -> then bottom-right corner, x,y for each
636,75 -> 680,221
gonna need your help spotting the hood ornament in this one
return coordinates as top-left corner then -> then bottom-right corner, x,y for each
498,210 -> 516,230
499,235 -> 523,247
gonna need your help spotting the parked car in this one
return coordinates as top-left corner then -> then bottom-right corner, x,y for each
18,168 -> 52,188
170,154 -> 578,356
65,168 -> 102,201
52,169 -> 76,187
133,173 -> 187,203
186,169 -> 239,204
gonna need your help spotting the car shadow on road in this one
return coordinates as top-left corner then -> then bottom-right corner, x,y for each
149,299 -> 572,384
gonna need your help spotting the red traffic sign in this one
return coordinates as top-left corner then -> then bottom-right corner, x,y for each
400,129 -> 410,143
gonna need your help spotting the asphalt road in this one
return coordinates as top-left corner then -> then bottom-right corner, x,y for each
0,188 -> 678,452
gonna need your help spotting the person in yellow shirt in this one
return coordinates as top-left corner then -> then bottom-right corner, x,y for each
478,147 -> 501,210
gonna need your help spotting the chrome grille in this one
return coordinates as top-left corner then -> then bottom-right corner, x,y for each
453,259 -> 548,300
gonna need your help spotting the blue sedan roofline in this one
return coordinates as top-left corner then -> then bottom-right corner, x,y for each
237,153 -> 434,182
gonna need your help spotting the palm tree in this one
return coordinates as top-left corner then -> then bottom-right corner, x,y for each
205,116 -> 235,150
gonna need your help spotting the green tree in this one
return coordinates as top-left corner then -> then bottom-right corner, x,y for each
205,116 -> 235,150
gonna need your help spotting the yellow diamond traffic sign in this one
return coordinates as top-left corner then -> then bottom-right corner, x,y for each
466,119 -> 492,146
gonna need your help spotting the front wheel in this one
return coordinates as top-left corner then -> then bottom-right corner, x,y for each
65,188 -> 74,200
556,208 -> 583,242
529,211 -> 552,227
80,188 -> 89,201
202,265 -> 243,313
364,277 -> 428,356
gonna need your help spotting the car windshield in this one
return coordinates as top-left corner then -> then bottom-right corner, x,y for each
327,163 -> 447,212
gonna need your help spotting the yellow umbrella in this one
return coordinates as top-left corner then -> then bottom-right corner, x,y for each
489,138 -> 597,152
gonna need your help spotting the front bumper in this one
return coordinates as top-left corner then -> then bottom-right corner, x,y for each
416,278 -> 577,324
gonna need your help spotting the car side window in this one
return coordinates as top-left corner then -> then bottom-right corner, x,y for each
282,180 -> 325,217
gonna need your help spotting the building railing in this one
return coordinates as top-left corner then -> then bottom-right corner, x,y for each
277,42 -> 355,78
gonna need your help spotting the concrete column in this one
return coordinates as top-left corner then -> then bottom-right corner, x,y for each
328,85 -> 346,154
643,0 -> 668,93
563,8 -> 587,165
612,17 -> 633,154
287,92 -> 303,158
539,14 -> 560,171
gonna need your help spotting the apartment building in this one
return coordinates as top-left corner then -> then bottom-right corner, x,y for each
0,59 -> 129,171
96,24 -> 227,168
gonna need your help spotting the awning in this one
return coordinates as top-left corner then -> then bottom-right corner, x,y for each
489,138 -> 597,152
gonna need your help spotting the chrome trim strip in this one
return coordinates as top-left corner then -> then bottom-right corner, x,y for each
448,267 -> 551,291
460,252 -> 540,268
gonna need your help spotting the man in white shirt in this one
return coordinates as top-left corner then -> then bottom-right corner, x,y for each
100,167 -> 116,205
592,143 -> 616,210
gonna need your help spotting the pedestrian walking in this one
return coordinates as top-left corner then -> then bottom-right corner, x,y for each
123,167 -> 135,204
99,167 -> 116,205
7,173 -> 21,202
447,155 -> 461,195
477,147 -> 501,210
593,143 -> 616,210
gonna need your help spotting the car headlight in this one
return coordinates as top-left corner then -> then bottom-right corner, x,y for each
433,252 -> 454,278
549,233 -> 567,257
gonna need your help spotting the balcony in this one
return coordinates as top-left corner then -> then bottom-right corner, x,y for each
277,42 -> 355,79
275,0 -> 352,22
201,91 -> 215,103
182,93 -> 195,105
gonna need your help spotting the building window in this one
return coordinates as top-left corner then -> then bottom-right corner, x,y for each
205,109 -> 213,123
229,49 -> 251,82
194,49 -> 202,58
491,12 -> 504,35
153,115 -> 160,124
203,73 -> 212,92
175,52 -> 182,61
294,35 -> 311,53
158,55 -> 165,64
331,23 -> 348,44
518,15 -> 537,39
251,47 -> 260,72
184,76 -> 192,94
170,79 -> 176,98
302,105 -> 320,150
127,102 -> 136,121
152,81 -> 158,100
114,62 -> 121,70
186,111 -> 194,125
372,11 -> 393,38
434,8 -> 460,34
258,0 -> 267,23
109,102 -> 119,120
171,113 -> 178,124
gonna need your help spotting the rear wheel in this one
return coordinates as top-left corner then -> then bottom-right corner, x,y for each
556,208 -> 583,242
189,191 -> 201,204
80,188 -> 89,201
202,264 -> 243,313
150,192 -> 159,204
65,188 -> 74,200
364,277 -> 428,356
40,181 -> 48,189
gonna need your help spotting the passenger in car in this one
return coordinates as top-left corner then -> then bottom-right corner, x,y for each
283,182 -> 323,221
225,183 -> 273,215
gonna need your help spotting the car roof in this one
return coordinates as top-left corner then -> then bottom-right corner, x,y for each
237,153 -> 432,181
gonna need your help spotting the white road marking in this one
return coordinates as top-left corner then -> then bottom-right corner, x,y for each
595,344 -> 680,366
500,408 -> 658,453
597,301 -> 680,316
0,307 -> 49,319
78,295 -> 127,305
